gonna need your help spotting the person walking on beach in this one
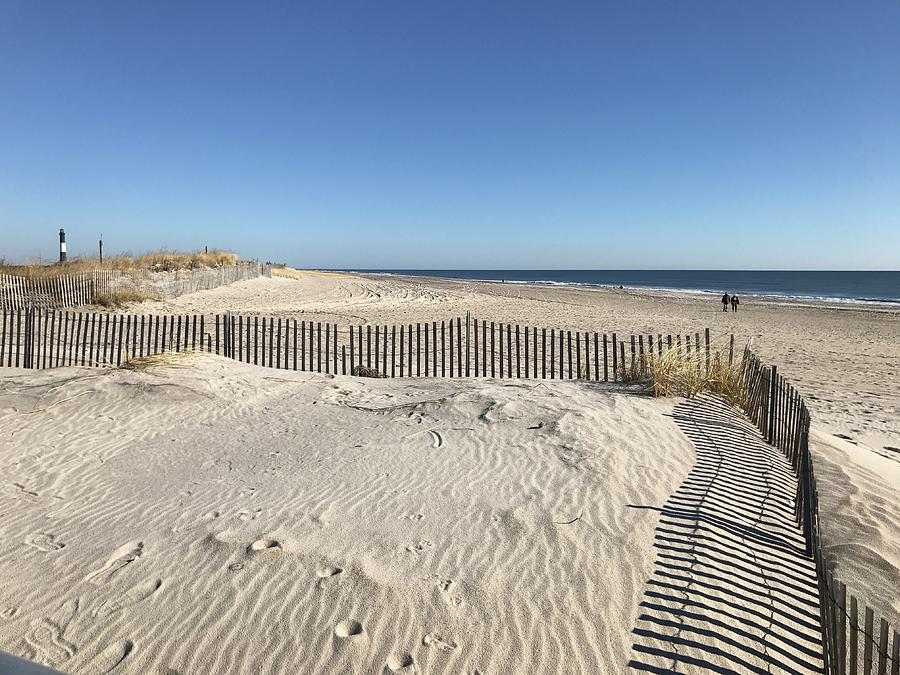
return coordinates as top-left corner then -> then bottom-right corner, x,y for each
721,292 -> 730,312
731,294 -> 740,312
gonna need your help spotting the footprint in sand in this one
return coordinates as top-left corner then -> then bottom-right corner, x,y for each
94,639 -> 134,673
334,619 -> 364,639
26,533 -> 65,552
24,598 -> 79,666
92,578 -> 162,618
316,565 -> 343,578
85,542 -> 144,584
428,430 -> 443,448
246,538 -> 282,556
423,633 -> 457,652
405,540 -> 433,555
1,607 -> 18,620
386,653 -> 414,671
399,513 -> 424,521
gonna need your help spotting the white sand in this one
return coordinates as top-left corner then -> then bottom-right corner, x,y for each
134,270 -> 900,629
0,355 -> 821,673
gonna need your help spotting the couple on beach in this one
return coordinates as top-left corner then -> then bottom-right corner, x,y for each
721,293 -> 740,312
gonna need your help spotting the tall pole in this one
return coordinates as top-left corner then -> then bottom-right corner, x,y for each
59,229 -> 67,263
99,234 -> 103,265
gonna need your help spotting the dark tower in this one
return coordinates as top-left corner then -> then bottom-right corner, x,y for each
59,228 -> 67,263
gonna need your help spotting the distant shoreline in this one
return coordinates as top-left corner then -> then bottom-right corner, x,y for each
313,268 -> 900,311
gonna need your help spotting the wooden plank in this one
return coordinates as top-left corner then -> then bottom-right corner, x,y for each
298,319 -> 305,370
349,325 -> 355,372
506,323 -> 512,378
441,320 -> 446,377
611,333 -> 617,382
449,318 -> 454,377
523,324 -> 529,378
558,329 -> 563,378
367,325 -> 372,368
432,322 -> 438,376
465,315 -> 470,377
849,578 -> 859,672
619,341 -> 626,379
417,323 -> 421,376
408,324 -> 412,377
603,334 -> 608,382
392,324 -> 397,377
333,323 -> 338,373
516,324 -> 521,378
317,321 -> 322,373
342,345 -> 346,375
542,327 -> 547,379
324,322 -> 330,373
269,316 -> 275,367
878,618 -> 889,675
890,629 -> 899,675
293,319 -> 298,370
532,326 -> 537,379
374,322 -> 380,371
399,325 -> 404,377
865,605 -> 875,674
457,317 -> 463,377
473,317 -> 479,376
498,322 -> 503,378
424,322 -> 429,376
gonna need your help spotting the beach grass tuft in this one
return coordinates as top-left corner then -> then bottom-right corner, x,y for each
621,339 -> 748,405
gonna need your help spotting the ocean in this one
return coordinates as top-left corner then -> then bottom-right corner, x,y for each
340,270 -> 900,305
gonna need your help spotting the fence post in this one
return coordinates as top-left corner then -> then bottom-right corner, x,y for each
800,426 -> 813,556
767,365 -> 777,444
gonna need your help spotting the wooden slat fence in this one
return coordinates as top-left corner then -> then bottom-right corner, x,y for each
0,263 -> 271,309
3,306 -> 898,674
740,349 -> 899,675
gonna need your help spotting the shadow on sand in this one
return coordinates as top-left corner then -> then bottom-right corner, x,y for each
628,395 -> 823,674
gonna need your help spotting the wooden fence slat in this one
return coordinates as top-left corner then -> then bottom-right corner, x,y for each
865,605 -> 875,674
879,618 -> 889,675
424,322 -> 429,376
432,321 -> 438,377
441,321 -> 446,378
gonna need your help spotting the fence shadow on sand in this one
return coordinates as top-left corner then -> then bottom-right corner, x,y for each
628,395 -> 824,674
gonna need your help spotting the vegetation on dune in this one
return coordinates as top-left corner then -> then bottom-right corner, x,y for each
1,250 -> 241,276
620,339 -> 749,406
94,289 -> 154,308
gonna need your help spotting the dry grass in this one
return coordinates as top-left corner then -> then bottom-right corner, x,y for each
621,339 -> 748,406
271,267 -> 305,281
94,289 -> 154,308
1,251 -> 241,277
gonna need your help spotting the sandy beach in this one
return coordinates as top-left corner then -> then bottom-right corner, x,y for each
1,270 -> 897,672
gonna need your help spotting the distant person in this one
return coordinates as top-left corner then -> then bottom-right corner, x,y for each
721,292 -> 730,312
731,294 -> 740,312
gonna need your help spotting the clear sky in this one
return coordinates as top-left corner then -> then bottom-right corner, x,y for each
1,2 -> 898,269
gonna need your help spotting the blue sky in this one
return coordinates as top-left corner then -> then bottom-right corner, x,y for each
1,2 -> 898,269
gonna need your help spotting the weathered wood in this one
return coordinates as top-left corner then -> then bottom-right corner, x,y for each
432,322 -> 438,376
473,316 -> 479,376
865,605 -> 875,674
705,327 -> 711,372
611,333 -> 617,382
424,322 -> 429,376
558,329 -> 563,378
577,331 -> 582,379
333,323 -> 338,373
417,323 -> 421,376
890,629 -> 899,675
506,323 -> 512,378
465,315 -> 470,377
342,345 -> 346,375
457,317 -> 463,377
498,322 -> 504,378
374,322 -> 380,372
367,324 -> 372,369
549,328 -> 555,379
441,320 -> 446,378
619,341 -> 626,379
408,324 -> 413,377
516,324 -> 521,378
483,320 -> 488,377
491,322 -> 496,378
878,617 -> 889,675
850,593 -> 859,672
399,324 -> 404,377
567,330 -> 573,379
317,321 -> 322,373
349,325 -> 355,372
542,327 -> 547,379
325,322 -> 330,373
603,333 -> 608,382
293,319 -> 298,370
392,324 -> 396,377
523,324 -> 529,378
449,318 -> 454,377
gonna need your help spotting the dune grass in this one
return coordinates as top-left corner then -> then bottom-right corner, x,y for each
620,339 -> 748,406
1,251 -> 241,277
271,266 -> 305,281
94,289 -> 154,308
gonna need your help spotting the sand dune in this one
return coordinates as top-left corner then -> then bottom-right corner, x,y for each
135,270 -> 900,461
0,355 -> 820,673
